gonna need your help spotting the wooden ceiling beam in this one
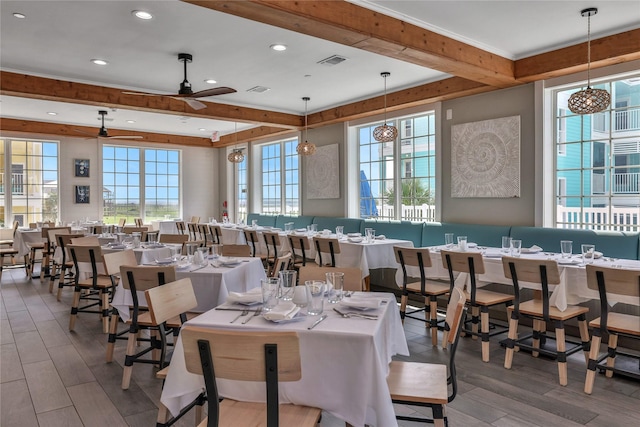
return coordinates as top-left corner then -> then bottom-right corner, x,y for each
0,118 -> 215,147
515,29 -> 640,82
216,126 -> 294,147
183,0 -> 516,87
0,71 -> 303,129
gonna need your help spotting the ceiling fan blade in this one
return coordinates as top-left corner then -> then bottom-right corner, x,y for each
74,128 -> 95,137
189,87 -> 237,98
177,97 -> 207,110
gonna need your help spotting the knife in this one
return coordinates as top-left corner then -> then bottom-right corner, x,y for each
215,307 -> 262,312
307,314 -> 328,330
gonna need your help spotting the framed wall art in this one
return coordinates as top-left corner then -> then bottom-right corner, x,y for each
75,185 -> 90,204
75,159 -> 90,177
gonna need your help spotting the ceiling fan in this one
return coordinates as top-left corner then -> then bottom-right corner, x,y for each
75,110 -> 143,139
122,53 -> 237,110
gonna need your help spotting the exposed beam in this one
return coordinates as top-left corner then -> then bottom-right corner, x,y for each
216,126 -> 295,147
183,0 -> 516,87
0,71 -> 303,129
0,118 -> 215,147
515,29 -> 640,82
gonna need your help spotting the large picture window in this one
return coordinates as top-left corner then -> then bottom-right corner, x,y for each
357,112 -> 436,221
0,138 -> 58,226
553,75 -> 640,231
260,139 -> 299,215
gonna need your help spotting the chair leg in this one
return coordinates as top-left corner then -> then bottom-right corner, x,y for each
481,306 -> 490,362
605,333 -> 618,378
532,319 -> 544,358
424,296 -> 430,329
122,328 -> 137,390
584,333 -> 601,394
504,312 -> 519,369
106,312 -> 119,362
429,296 -> 439,346
56,268 -> 67,301
101,290 -> 110,334
69,287 -> 82,331
433,404 -> 446,427
578,316 -> 590,365
399,294 -> 408,325
555,321 -> 568,386
470,305 -> 480,340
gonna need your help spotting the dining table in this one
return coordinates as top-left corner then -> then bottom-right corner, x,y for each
110,256 -> 267,321
159,291 -> 409,427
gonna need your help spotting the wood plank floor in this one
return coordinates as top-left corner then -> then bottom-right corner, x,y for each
1,266 -> 638,426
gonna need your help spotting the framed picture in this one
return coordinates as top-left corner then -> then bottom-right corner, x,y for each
74,159 -> 90,177
75,185 -> 90,204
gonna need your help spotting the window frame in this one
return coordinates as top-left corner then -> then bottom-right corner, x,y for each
255,137 -> 300,216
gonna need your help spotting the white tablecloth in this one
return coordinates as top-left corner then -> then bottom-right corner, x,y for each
160,292 -> 409,427
111,257 -> 266,321
336,238 -> 414,278
152,220 -> 180,236
13,229 -> 44,257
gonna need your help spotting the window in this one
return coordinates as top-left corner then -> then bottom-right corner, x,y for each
103,145 -> 180,223
235,154 -> 248,223
357,113 -> 436,221
0,138 -> 59,227
552,75 -> 640,231
260,139 -> 299,215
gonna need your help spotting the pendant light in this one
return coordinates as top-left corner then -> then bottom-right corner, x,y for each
227,122 -> 245,163
296,96 -> 316,156
373,72 -> 398,142
567,8 -> 611,115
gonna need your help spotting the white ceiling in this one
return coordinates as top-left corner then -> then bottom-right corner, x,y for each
1,0 -> 638,138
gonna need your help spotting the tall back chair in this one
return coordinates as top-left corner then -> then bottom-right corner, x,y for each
270,254 -> 292,278
262,231 -> 282,274
197,224 -> 211,246
187,223 -> 199,241
67,244 -> 113,333
134,218 -> 143,227
387,287 -> 466,427
584,264 -> 640,394
501,256 -> 589,386
175,221 -> 186,235
209,224 -> 223,245
313,236 -> 341,267
158,233 -> 189,245
441,250 -> 513,362
299,265 -> 365,291
190,216 -> 200,224
394,246 -> 450,345
221,244 -> 251,257
287,235 -> 315,270
119,265 -> 177,390
181,327 -> 322,427
123,227 -> 148,242
44,226 -> 72,283
242,229 -> 260,257
52,233 -> 84,301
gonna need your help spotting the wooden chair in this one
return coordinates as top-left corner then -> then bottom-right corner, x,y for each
395,246 -> 451,345
197,224 -> 211,246
71,235 -> 100,246
0,247 -> 19,281
584,264 -> 640,394
67,244 -> 113,333
441,250 -> 513,362
313,236 -> 341,267
243,229 -> 268,267
208,224 -> 223,245
0,221 -> 20,272
187,223 -> 199,241
103,250 -> 138,363
28,226 -> 69,279
190,216 -> 200,224
387,287 -> 466,427
0,220 -> 20,247
159,233 -> 189,245
123,226 -> 148,242
298,265 -> 365,291
45,227 -> 74,286
501,256 -> 590,386
134,218 -> 143,227
270,254 -> 292,278
181,327 -> 322,427
117,218 -> 127,229
288,235 -> 316,271
262,231 -> 282,275
221,244 -> 251,257
175,221 -> 186,235
119,265 -> 177,390
52,233 -> 84,300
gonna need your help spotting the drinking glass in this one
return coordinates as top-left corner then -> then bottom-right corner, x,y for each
444,233 -> 454,248
560,240 -> 573,259
209,217 -> 216,224
251,219 -> 258,228
501,236 -> 512,253
132,232 -> 141,248
510,239 -> 522,257
326,271 -> 344,303
285,222 -> 294,234
210,244 -> 221,259
278,270 -> 297,301
336,226 -> 344,239
196,247 -> 209,266
305,280 -> 325,315
292,285 -> 308,307
581,244 -> 595,264
365,227 -> 375,243
261,278 -> 280,312
147,233 -> 157,244
457,236 -> 468,251
186,243 -> 199,263
169,246 -> 180,262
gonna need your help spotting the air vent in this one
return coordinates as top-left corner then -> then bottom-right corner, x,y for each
246,86 -> 271,93
317,55 -> 348,66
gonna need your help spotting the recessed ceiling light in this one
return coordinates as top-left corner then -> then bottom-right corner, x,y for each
47,112 -> 57,116
126,120 -> 136,124
91,59 -> 108,66
132,10 -> 153,20
13,12 -> 26,19
270,44 -> 287,51
199,128 -> 207,131
204,79 -> 217,84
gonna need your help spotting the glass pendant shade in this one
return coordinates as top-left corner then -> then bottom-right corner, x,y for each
227,149 -> 244,163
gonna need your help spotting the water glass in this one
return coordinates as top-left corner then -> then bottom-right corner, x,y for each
560,240 -> 573,258
278,270 -> 297,301
186,243 -> 199,263
581,244 -> 596,264
305,280 -> 325,315
336,226 -> 344,239
292,285 -> 308,307
326,271 -> 344,303
457,235 -> 468,251
444,233 -> 454,248
510,239 -> 522,257
501,236 -> 512,253
209,217 -> 216,224
210,244 -> 221,259
285,222 -> 294,234
251,219 -> 258,228
196,247 -> 209,266
261,278 -> 280,312
365,227 -> 375,243
147,233 -> 157,244
169,245 -> 180,262
132,232 -> 141,248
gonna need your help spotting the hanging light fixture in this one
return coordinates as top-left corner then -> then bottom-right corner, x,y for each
296,96 -> 316,156
373,72 -> 398,142
227,122 -> 245,163
567,8 -> 611,115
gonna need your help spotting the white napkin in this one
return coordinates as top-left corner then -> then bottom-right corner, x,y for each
375,234 -> 386,240
341,297 -> 384,310
263,301 -> 300,321
348,237 -> 363,243
227,287 -> 263,304
584,250 -> 604,259
521,245 -> 543,253
347,232 -> 361,237
106,244 -> 126,249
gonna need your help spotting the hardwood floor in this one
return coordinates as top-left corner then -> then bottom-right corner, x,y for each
1,266 -> 638,426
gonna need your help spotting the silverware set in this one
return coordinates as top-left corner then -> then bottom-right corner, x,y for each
230,309 -> 249,323
243,308 -> 263,324
333,307 -> 378,320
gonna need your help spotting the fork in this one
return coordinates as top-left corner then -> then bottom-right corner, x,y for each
243,308 -> 262,324
333,307 -> 378,320
230,309 -> 249,323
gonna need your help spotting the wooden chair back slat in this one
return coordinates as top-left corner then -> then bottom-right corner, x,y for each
299,265 -> 365,291
120,265 -> 177,292
221,244 -> 251,257
103,250 -> 137,276
71,236 -> 100,246
445,287 -> 466,345
394,246 -> 433,269
271,254 -> 292,277
158,234 -> 189,244
190,216 -> 200,224
145,278 -> 197,325
586,264 -> 640,297
68,245 -> 103,264
501,256 -> 561,285
440,250 -> 485,275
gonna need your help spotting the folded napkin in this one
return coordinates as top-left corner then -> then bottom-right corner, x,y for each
341,296 -> 384,310
106,244 -> 126,249
263,301 -> 300,321
296,228 -> 307,232
375,234 -> 386,240
227,287 -> 263,304
521,245 -> 543,253
584,250 -> 604,259
347,232 -> 361,237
